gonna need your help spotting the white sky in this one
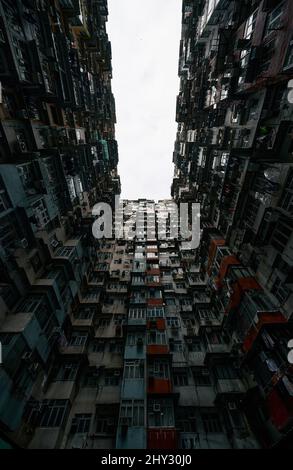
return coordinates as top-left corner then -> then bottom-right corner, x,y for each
107,0 -> 182,201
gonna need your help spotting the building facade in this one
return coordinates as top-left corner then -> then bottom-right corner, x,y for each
172,0 -> 293,448
0,0 -> 293,450
0,0 -> 120,449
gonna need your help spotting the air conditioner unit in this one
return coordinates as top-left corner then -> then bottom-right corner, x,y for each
19,238 -> 29,249
114,370 -> 120,377
153,404 -> 161,413
22,351 -> 33,361
15,139 -> 28,154
50,239 -> 59,248
202,370 -> 210,376
228,402 -> 237,411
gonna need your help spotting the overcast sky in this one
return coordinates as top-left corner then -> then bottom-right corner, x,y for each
107,0 -> 182,201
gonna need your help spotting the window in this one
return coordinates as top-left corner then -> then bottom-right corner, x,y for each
0,284 -> 19,310
147,307 -> 165,318
127,333 -> 144,347
76,308 -> 94,320
271,277 -> 291,304
148,289 -> 162,299
132,276 -> 144,285
244,10 -> 258,40
0,214 -> 19,250
40,400 -> 69,428
215,365 -> 239,380
124,361 -> 144,379
193,369 -> 211,386
167,317 -> 180,328
129,308 -> 146,320
96,418 -> 116,435
163,283 -> 174,290
56,246 -> 75,259
259,38 -> 276,74
279,169 -> 293,214
104,370 -> 120,386
198,310 -> 217,322
83,369 -> 99,388
0,332 -> 14,345
55,363 -> 78,381
92,340 -> 105,352
273,254 -> 291,276
149,361 -> 169,379
69,333 -> 87,347
0,177 -> 11,213
147,331 -> 166,345
16,294 -> 43,313
120,400 -> 144,427
186,339 -> 202,352
181,298 -> 192,306
284,35 -> 293,69
173,370 -> 189,386
264,1 -> 285,37
183,317 -> 196,328
230,267 -> 254,281
271,218 -> 293,252
97,319 -> 110,328
201,413 -> 222,434
148,399 -> 174,428
177,417 -> 197,433
70,414 -> 91,434
109,341 -> 123,353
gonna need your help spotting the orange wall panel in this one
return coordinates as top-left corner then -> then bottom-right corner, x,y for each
148,378 -> 172,394
147,345 -> 169,355
148,429 -> 177,449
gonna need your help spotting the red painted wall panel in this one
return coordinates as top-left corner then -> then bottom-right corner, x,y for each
148,429 -> 177,449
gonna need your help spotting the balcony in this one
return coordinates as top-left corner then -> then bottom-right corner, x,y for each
215,379 -> 246,395
71,315 -> 94,328
59,343 -> 87,355
206,342 -> 231,355
179,433 -> 200,449
194,292 -> 211,304
59,332 -> 88,356
243,311 -> 287,353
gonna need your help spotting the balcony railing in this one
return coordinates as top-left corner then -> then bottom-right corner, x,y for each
215,379 -> 246,394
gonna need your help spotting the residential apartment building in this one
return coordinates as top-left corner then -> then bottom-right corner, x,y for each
172,0 -> 293,448
0,0 -> 293,451
0,0 -> 120,449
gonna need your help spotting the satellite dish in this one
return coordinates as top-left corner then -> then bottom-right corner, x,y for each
264,168 -> 280,184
